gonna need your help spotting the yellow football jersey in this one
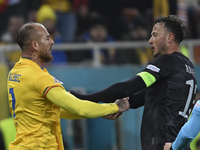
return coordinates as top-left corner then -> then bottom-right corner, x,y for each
7,57 -> 65,150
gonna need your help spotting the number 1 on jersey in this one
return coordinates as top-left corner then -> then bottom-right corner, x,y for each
9,88 -> 16,118
179,79 -> 196,118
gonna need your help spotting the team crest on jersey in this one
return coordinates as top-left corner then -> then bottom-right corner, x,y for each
146,64 -> 160,73
195,101 -> 200,108
53,77 -> 63,84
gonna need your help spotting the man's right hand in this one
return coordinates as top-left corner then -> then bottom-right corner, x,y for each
115,97 -> 130,113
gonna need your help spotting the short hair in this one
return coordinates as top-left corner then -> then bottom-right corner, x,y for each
17,22 -> 37,50
154,15 -> 186,44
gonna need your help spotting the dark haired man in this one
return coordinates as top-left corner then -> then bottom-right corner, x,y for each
7,22 -> 130,150
71,15 -> 197,150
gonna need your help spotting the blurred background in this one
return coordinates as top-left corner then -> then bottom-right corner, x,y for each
1,0 -> 200,150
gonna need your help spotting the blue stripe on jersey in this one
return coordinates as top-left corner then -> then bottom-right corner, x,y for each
9,88 -> 16,118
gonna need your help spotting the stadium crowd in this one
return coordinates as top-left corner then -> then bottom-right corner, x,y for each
1,0 -> 200,65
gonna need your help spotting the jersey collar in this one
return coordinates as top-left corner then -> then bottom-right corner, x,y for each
18,57 -> 42,70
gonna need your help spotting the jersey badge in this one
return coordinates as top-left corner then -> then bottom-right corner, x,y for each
146,64 -> 160,73
53,77 -> 63,84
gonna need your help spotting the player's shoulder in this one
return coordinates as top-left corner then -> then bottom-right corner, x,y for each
152,52 -> 188,66
23,65 -> 51,82
149,54 -> 175,67
170,52 -> 191,63
34,68 -> 51,80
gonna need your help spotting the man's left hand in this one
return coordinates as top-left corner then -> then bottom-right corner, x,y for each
101,112 -> 122,120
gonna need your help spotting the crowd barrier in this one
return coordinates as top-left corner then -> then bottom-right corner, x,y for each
0,39 -> 200,65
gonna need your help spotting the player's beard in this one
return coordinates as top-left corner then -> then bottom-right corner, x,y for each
153,43 -> 167,58
39,50 -> 53,63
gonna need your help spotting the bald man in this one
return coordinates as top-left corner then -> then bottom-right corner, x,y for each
7,22 -> 130,150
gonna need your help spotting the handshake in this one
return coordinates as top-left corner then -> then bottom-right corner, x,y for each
70,90 -> 130,120
102,97 -> 130,120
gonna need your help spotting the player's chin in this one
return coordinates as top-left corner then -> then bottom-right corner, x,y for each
153,51 -> 159,58
49,55 -> 53,62
43,56 -> 53,63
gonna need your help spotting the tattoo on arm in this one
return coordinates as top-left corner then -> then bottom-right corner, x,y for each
119,99 -> 125,110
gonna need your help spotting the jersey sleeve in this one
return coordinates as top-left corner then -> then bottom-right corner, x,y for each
129,89 -> 146,109
35,74 -> 64,96
46,87 -> 119,118
143,54 -> 176,81
60,108 -> 85,119
70,75 -> 146,103
172,100 -> 200,150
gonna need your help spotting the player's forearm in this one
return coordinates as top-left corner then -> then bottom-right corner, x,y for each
172,100 -> 200,150
71,75 -> 147,103
60,108 -> 85,119
129,89 -> 145,109
171,130 -> 193,150
46,87 -> 118,118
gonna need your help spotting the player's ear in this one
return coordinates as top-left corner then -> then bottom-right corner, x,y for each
32,41 -> 39,51
167,33 -> 174,43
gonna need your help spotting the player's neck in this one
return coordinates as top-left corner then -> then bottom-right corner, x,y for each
166,43 -> 179,54
22,53 -> 42,66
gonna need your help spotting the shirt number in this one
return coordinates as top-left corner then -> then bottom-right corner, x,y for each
179,79 -> 196,118
9,88 -> 16,118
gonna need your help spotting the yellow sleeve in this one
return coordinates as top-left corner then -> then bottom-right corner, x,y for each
60,108 -> 84,119
46,87 -> 118,118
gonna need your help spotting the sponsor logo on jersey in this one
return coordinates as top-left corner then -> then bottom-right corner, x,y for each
53,77 -> 63,84
8,73 -> 21,82
146,64 -> 160,73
